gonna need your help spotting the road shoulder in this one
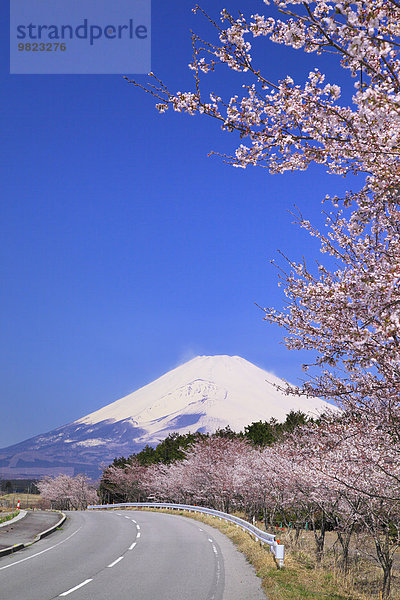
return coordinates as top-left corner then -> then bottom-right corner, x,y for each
0,510 -> 66,556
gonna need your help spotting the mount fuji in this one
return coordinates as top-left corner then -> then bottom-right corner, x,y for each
0,355 -> 335,480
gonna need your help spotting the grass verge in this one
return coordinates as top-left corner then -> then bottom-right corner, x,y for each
0,511 -> 19,524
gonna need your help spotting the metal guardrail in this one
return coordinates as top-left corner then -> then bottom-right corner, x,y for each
88,501 -> 285,567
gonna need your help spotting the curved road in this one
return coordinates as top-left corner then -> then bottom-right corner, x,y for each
0,510 -> 265,600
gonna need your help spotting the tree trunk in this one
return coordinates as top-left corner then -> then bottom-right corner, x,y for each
311,512 -> 326,563
264,505 -> 276,531
336,526 -> 354,574
294,523 -> 302,546
374,533 -> 393,599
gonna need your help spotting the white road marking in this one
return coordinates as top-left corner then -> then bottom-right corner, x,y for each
198,528 -> 203,531
208,540 -> 221,600
107,556 -> 124,568
131,519 -> 137,524
0,526 -> 83,571
129,542 -> 137,550
59,579 -> 92,596
125,516 -> 131,519
136,532 -> 141,538
136,524 -> 140,530
216,558 -> 221,585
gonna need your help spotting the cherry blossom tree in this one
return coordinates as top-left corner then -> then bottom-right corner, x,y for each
288,415 -> 400,597
178,437 -> 251,512
100,459 -> 148,503
233,446 -> 274,523
127,2 -> 400,429
127,1 -> 400,211
234,444 -> 298,531
274,426 -> 356,565
262,205 -> 400,430
144,461 -> 189,503
37,474 -> 98,511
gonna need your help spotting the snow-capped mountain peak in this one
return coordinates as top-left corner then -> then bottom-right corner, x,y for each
0,355 -> 335,479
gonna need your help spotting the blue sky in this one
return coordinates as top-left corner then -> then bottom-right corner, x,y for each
1,0 -> 359,447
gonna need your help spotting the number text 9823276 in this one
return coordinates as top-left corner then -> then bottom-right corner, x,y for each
18,42 -> 67,51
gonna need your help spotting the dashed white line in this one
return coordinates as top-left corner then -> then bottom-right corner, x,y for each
209,538 -> 218,554
59,579 -> 93,597
107,556 -> 124,568
131,519 -> 137,524
136,532 -> 141,538
0,526 -> 83,571
129,542 -> 137,550
136,524 -> 141,530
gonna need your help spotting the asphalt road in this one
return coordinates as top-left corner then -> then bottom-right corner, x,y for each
0,510 -> 266,600
0,511 -> 61,550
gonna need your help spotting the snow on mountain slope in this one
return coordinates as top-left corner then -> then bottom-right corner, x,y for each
0,355 -> 336,479
76,355 -> 333,443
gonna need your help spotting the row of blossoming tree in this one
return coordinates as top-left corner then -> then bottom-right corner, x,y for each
37,474 -> 98,511
100,412 -> 400,598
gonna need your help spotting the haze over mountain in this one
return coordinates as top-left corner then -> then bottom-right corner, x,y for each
0,355 -> 335,479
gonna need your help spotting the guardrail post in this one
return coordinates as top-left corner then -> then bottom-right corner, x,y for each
274,543 -> 285,568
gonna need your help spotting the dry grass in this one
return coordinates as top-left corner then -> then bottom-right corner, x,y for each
271,526 -> 388,600
130,508 -> 398,600
0,493 -> 45,509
